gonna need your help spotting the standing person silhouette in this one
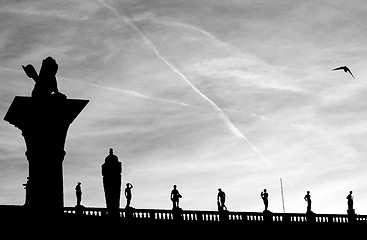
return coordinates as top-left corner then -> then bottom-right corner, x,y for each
304,191 -> 311,212
261,189 -> 269,211
217,188 -> 227,211
170,185 -> 182,209
347,191 -> 354,211
125,183 -> 133,208
75,182 -> 82,206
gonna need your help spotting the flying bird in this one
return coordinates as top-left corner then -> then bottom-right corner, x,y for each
332,66 -> 355,79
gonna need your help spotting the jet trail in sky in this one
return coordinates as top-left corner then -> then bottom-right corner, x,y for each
60,76 -> 192,108
62,75 -> 306,132
100,0 -> 274,167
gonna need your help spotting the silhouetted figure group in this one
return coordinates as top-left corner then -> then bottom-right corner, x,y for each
72,149 -> 358,215
72,177 -> 358,215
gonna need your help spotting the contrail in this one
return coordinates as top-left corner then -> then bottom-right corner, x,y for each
59,76 -> 192,108
100,0 -> 273,167
62,76 -> 306,132
153,19 -> 229,49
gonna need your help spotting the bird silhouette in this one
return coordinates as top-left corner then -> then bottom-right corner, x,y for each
332,66 -> 355,79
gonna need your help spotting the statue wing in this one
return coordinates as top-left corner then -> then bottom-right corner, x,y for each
22,64 -> 38,82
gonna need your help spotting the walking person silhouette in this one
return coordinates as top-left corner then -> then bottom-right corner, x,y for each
217,188 -> 227,211
125,183 -> 133,208
170,185 -> 182,209
75,182 -> 82,206
261,189 -> 269,211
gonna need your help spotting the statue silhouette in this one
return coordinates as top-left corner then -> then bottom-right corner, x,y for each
304,191 -> 312,213
125,183 -> 133,208
347,191 -> 354,211
261,189 -> 269,211
217,188 -> 227,211
22,56 -> 66,98
102,148 -> 122,214
170,185 -> 182,209
4,57 -> 89,211
75,182 -> 82,206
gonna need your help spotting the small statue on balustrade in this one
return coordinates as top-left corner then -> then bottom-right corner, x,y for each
170,184 -> 182,210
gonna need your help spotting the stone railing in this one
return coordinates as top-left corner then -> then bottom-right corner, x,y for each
62,207 -> 367,224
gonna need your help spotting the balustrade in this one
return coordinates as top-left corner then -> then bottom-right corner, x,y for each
61,206 -> 367,225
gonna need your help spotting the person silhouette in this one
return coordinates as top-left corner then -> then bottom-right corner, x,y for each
170,185 -> 182,209
304,191 -> 311,212
125,183 -> 133,208
261,189 -> 269,211
75,182 -> 82,206
217,188 -> 227,211
347,191 -> 354,211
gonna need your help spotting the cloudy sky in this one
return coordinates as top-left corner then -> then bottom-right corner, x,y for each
1,0 -> 367,214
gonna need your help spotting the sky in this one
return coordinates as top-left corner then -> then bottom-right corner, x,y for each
1,0 -> 367,214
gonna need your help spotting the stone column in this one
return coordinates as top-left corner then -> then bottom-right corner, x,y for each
4,96 -> 88,211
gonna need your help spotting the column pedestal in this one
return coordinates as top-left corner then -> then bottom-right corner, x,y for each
4,96 -> 88,211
